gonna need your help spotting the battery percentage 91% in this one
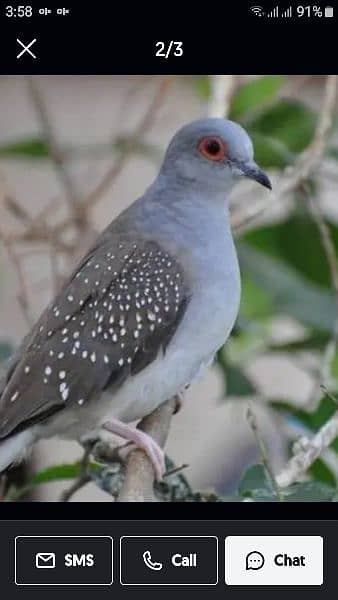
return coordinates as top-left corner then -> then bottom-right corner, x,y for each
297,5 -> 323,16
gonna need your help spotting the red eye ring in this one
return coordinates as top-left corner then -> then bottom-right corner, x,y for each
198,136 -> 227,161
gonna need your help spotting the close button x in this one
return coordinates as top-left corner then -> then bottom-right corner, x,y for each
16,38 -> 37,59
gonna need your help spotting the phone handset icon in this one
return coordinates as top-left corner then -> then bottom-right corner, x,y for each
142,550 -> 163,571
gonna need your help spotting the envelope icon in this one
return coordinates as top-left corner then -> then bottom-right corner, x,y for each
35,552 -> 56,569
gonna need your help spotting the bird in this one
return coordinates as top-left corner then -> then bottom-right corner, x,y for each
0,118 -> 271,481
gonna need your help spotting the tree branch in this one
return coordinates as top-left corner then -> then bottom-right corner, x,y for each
276,397 -> 338,488
116,396 -> 177,502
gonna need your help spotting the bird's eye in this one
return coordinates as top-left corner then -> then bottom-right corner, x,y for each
198,136 -> 227,161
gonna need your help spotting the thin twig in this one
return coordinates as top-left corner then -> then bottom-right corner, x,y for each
1,235 -> 33,327
320,384 -> 338,406
276,407 -> 338,488
4,196 -> 33,225
232,74 -> 338,235
283,411 -> 338,481
28,77 -> 80,217
307,195 -> 338,407
60,473 -> 92,502
60,444 -> 93,502
0,78 -> 174,344
283,75 -> 338,192
246,403 -> 283,501
81,77 -> 174,210
164,463 -> 189,478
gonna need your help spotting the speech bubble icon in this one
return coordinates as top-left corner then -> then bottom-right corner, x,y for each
246,550 -> 265,570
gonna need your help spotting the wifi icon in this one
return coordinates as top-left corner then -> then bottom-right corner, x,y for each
250,6 -> 264,16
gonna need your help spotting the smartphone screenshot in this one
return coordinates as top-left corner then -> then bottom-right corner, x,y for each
0,2 -> 336,597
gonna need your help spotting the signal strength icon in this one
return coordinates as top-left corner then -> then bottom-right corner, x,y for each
267,6 -> 279,17
250,6 -> 264,16
282,6 -> 292,17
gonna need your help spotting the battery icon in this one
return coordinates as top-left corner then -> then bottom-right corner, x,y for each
325,6 -> 334,17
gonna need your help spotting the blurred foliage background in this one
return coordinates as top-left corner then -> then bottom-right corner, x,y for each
1,75 -> 338,502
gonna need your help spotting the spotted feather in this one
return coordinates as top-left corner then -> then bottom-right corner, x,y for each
0,235 -> 190,439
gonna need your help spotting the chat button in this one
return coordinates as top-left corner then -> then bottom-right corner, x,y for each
246,550 -> 265,571
225,536 -> 323,586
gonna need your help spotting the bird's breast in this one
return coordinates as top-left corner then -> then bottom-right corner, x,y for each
170,232 -> 241,373
98,246 -> 241,425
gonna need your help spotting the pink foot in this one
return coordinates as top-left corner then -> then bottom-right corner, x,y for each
102,418 -> 165,481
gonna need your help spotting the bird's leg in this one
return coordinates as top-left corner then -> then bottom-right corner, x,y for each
102,418 -> 165,481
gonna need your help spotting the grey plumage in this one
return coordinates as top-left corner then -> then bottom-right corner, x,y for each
0,117 -> 271,477
0,238 -> 189,439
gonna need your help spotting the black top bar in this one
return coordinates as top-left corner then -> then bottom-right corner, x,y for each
0,2 -> 336,74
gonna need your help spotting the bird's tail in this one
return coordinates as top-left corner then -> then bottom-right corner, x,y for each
0,429 -> 35,473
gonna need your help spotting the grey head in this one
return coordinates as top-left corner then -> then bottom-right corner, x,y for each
160,118 -> 271,194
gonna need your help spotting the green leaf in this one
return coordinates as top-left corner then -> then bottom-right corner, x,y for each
226,323 -> 271,363
238,243 -> 336,332
238,464 -> 272,496
193,76 -> 210,99
243,207 -> 336,288
216,348 -> 256,396
282,481 -> 336,502
238,464 -> 337,501
240,276 -> 274,321
273,395 -> 338,453
6,462 -> 100,501
194,76 -> 285,117
0,137 -> 49,158
230,76 -> 285,120
292,395 -> 337,431
309,458 -> 337,487
327,147 -> 338,161
226,365 -> 256,396
330,353 -> 338,380
249,131 -> 294,168
267,333 -> 329,353
29,463 -> 85,484
247,100 -> 317,154
0,341 -> 13,363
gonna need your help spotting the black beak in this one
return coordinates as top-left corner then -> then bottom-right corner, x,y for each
237,160 -> 272,190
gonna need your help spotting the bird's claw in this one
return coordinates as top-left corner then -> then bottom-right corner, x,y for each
102,419 -> 165,481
